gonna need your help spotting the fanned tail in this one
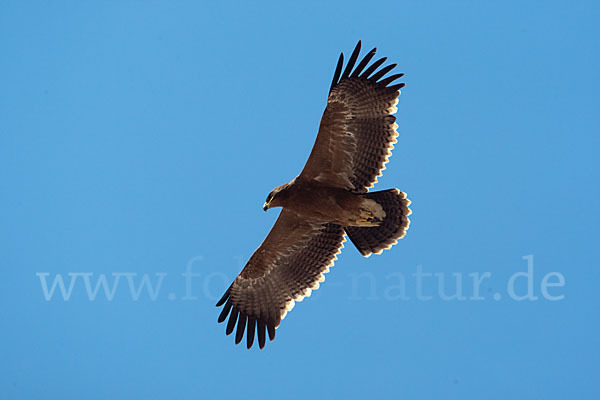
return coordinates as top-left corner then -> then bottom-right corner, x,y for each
345,189 -> 411,257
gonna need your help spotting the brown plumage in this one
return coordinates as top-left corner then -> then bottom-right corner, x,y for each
216,41 -> 411,349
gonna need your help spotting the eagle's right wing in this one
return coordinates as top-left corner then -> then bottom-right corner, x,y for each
299,41 -> 404,193
216,209 -> 345,349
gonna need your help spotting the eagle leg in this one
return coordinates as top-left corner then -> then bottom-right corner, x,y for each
355,210 -> 382,226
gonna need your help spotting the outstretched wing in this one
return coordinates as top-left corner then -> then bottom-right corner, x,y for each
299,41 -> 404,193
216,209 -> 345,349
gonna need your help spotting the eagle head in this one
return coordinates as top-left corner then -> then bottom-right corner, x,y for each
263,183 -> 291,211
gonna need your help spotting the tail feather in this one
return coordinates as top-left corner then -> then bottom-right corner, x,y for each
345,189 -> 411,257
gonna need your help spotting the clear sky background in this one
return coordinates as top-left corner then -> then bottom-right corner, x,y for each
1,1 -> 599,399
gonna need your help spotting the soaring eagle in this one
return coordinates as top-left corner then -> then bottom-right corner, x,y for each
216,41 -> 411,349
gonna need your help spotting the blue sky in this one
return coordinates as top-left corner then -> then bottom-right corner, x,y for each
1,1 -> 599,399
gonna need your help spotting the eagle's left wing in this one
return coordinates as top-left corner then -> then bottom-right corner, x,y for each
299,41 -> 405,193
216,209 -> 345,349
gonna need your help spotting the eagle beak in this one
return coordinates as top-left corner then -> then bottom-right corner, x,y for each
263,196 -> 273,211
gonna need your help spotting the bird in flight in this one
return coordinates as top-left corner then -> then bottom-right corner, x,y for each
216,41 -> 411,349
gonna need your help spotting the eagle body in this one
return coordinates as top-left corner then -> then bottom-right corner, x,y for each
266,180 -> 385,227
216,41 -> 412,349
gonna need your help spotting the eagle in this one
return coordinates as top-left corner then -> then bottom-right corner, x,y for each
216,41 -> 411,349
